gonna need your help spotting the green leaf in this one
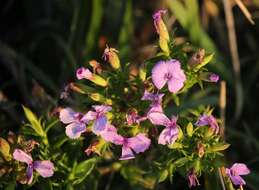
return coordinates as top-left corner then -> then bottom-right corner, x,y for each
194,53 -> 214,71
22,106 -> 45,137
158,169 -> 168,183
168,142 -> 183,149
4,183 -> 16,190
174,157 -> 188,167
0,138 -> 11,161
177,126 -> 183,140
186,122 -> 193,137
206,143 -> 230,153
139,63 -> 147,82
72,158 -> 96,185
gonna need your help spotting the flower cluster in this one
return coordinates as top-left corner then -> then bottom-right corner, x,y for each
13,149 -> 54,184
56,9 -> 251,189
0,9 -> 250,189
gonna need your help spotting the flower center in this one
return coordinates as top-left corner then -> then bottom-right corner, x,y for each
164,73 -> 172,80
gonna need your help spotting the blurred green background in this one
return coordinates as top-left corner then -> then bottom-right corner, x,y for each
0,0 -> 259,189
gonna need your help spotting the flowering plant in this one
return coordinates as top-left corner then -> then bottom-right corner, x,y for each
0,10 -> 250,190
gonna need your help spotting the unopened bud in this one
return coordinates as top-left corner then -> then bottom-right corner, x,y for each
76,67 -> 107,87
197,143 -> 205,158
89,93 -> 112,105
103,46 -> 121,70
199,72 -> 219,83
153,10 -> 170,55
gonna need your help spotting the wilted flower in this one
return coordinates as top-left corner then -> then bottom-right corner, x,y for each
102,46 -> 121,70
76,67 -> 107,87
13,149 -> 54,184
83,105 -> 112,135
187,169 -> 200,188
195,114 -> 219,134
226,163 -> 250,186
84,141 -> 99,156
148,112 -> 179,145
59,108 -> 87,139
89,60 -> 102,74
152,60 -> 186,93
188,49 -> 205,67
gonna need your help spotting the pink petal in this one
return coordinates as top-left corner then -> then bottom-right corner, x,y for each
152,61 -> 168,89
92,116 -> 107,135
166,60 -> 186,93
93,105 -> 112,113
99,124 -> 119,142
26,165 -> 34,184
13,149 -> 33,165
59,108 -> 77,124
141,90 -> 154,101
231,163 -> 250,176
65,122 -> 86,139
226,168 -> 246,186
127,133 -> 151,154
168,78 -> 185,93
147,111 -> 170,126
33,160 -> 54,177
158,127 -> 178,145
111,133 -> 124,145
119,146 -> 135,160
195,115 -> 209,126
82,111 -> 97,122
76,67 -> 93,80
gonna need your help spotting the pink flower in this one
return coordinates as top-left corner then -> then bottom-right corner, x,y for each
195,114 -> 219,134
76,67 -> 93,80
152,60 -> 186,93
187,169 -> 200,188
148,112 -> 179,145
83,105 -> 112,135
226,163 -> 250,186
13,149 -> 54,184
209,73 -> 219,82
59,108 -> 88,139
100,127 -> 151,160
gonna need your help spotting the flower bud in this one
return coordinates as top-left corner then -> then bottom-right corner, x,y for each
91,74 -> 108,87
76,67 -> 108,87
103,46 -> 121,70
153,10 -> 170,55
199,72 -> 219,83
89,93 -> 112,105
0,138 -> 11,161
197,143 -> 205,158
89,60 -> 102,74
139,63 -> 147,82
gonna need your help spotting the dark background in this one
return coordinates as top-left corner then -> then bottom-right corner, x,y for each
0,0 -> 259,189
